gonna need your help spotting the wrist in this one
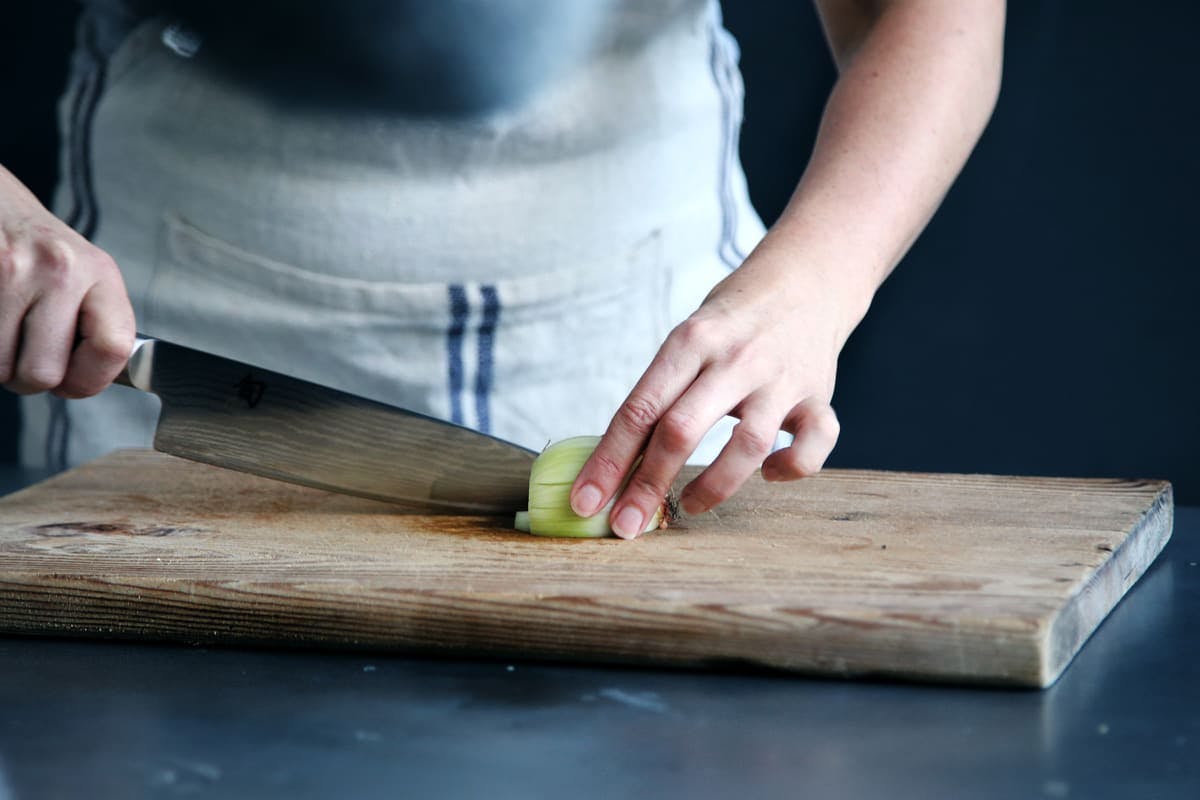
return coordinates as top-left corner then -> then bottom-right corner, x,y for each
737,223 -> 880,350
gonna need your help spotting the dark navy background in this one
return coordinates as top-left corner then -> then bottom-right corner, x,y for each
2,1 -> 1197,501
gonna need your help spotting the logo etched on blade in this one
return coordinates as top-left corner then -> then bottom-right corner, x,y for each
234,373 -> 267,409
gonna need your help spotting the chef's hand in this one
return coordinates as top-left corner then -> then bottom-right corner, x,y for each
0,165 -> 135,398
569,0 -> 1005,537
569,235 -> 853,539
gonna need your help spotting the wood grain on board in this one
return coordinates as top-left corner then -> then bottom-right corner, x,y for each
0,449 -> 1173,687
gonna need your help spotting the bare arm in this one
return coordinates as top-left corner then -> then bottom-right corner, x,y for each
786,0 -> 1005,314
572,0 -> 1005,537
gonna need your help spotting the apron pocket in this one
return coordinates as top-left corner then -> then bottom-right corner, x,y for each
148,213 -> 672,446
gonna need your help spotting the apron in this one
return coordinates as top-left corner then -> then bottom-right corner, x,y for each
21,0 -> 766,471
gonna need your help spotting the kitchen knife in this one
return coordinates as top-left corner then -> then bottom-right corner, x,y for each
114,337 -> 537,513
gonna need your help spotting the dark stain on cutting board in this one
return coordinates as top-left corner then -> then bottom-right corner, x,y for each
32,521 -> 204,538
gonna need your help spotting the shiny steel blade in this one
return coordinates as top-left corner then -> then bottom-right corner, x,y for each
121,338 -> 536,513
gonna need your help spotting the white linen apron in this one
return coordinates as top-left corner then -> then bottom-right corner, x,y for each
21,0 -> 766,471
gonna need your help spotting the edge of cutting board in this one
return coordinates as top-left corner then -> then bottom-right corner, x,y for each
0,451 -> 1178,688
1039,482 -> 1174,686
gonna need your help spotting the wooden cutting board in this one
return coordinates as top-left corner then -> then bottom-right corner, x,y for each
0,450 -> 1173,687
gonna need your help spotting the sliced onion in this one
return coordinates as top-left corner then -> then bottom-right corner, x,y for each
516,436 -> 666,538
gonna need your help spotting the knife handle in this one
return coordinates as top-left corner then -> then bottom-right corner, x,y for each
113,336 -> 156,392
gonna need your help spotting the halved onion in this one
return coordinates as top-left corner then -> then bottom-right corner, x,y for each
514,436 -> 669,538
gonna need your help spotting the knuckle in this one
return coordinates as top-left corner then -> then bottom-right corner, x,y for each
589,450 -> 631,484
626,470 -> 669,503
616,394 -> 661,435
90,248 -> 121,278
723,338 -> 757,365
44,238 -> 75,268
732,424 -> 775,459
0,246 -> 29,285
657,409 -> 702,455
36,242 -> 76,290
672,316 -> 717,350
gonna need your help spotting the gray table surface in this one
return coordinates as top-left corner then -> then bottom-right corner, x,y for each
0,465 -> 1196,800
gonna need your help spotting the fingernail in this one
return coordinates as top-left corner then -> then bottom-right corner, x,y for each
572,483 -> 604,517
680,494 -> 706,515
761,465 -> 780,482
612,506 -> 644,539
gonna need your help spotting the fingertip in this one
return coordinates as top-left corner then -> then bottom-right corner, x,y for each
762,444 -> 828,482
610,505 -> 645,539
679,493 -> 707,515
570,482 -> 604,517
761,451 -> 801,482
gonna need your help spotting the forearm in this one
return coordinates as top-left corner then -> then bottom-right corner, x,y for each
748,0 -> 1005,345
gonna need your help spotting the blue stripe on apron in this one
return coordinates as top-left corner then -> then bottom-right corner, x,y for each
447,284 -> 469,426
475,285 -> 499,434
446,284 -> 499,434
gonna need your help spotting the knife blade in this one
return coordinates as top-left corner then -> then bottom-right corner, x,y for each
114,337 -> 536,513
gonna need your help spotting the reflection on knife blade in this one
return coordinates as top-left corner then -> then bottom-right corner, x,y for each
116,337 -> 536,513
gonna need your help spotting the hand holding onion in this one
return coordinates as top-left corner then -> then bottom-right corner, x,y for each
514,436 -> 676,538
563,237 -> 855,540
524,0 -> 1004,538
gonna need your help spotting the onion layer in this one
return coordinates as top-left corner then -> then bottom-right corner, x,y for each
515,436 -> 667,538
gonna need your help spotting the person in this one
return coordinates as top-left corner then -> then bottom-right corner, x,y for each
0,0 -> 1005,538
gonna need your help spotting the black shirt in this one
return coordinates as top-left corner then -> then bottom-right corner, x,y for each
80,0 -> 617,114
